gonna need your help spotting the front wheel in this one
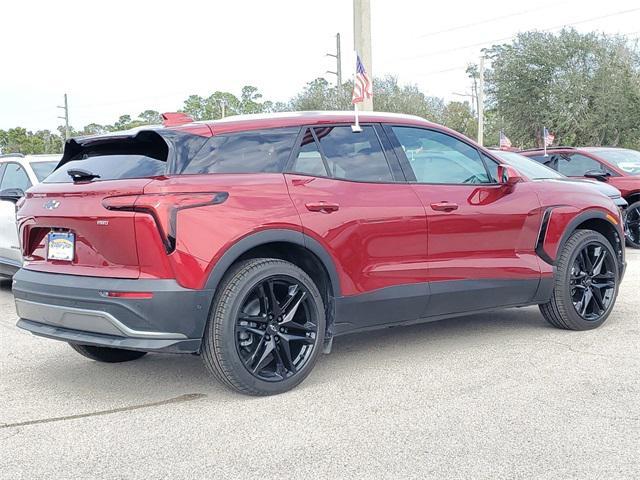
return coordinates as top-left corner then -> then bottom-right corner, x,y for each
202,258 -> 326,396
624,200 -> 640,249
540,230 -> 619,330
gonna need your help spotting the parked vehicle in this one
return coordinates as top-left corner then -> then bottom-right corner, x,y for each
521,147 -> 640,248
490,149 -> 628,210
0,154 -> 59,277
13,112 -> 626,395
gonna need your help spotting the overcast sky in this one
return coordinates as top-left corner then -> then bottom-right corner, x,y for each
2,0 -> 640,131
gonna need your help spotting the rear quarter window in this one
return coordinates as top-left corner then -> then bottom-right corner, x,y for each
181,128 -> 299,174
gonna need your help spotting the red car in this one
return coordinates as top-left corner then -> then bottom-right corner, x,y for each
13,112 -> 626,395
521,147 -> 640,249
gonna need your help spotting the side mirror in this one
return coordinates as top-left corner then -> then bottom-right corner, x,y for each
497,164 -> 523,187
584,169 -> 609,182
0,188 -> 25,203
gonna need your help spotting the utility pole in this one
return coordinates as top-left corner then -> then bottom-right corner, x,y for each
57,93 -> 70,140
326,33 -> 342,88
353,0 -> 373,111
220,98 -> 227,119
477,57 -> 485,146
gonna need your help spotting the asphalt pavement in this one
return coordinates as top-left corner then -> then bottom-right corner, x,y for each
1,251 -> 639,479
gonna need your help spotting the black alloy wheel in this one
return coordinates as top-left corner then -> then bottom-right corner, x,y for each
570,241 -> 617,321
624,201 -> 640,248
235,276 -> 318,381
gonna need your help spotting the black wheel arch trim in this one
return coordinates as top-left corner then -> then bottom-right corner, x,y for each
536,207 -> 623,268
203,228 -> 342,297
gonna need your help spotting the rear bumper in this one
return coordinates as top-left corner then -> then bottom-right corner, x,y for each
13,269 -> 214,353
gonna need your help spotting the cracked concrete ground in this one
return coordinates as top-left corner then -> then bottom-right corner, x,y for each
1,250 -> 638,479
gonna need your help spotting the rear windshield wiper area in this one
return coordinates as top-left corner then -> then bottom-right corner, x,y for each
67,168 -> 101,183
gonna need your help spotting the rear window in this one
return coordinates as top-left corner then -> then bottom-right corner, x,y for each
181,128 -> 298,174
44,155 -> 166,183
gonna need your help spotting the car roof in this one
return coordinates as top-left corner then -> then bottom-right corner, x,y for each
0,153 -> 61,163
193,111 -> 438,135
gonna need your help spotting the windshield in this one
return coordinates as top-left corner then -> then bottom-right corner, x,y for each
491,150 -> 564,179
30,161 -> 59,182
589,149 -> 640,175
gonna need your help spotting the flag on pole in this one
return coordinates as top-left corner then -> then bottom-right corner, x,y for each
543,127 -> 555,147
499,131 -> 512,149
352,54 -> 372,104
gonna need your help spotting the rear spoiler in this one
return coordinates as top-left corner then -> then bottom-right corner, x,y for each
58,128 -> 210,174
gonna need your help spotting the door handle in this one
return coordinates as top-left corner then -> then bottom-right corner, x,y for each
305,202 -> 340,213
430,202 -> 459,212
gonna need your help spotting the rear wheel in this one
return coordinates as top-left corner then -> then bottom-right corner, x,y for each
202,258 -> 325,396
624,200 -> 640,249
540,230 -> 619,330
69,343 -> 147,363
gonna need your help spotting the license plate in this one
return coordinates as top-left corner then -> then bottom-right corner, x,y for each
47,232 -> 75,261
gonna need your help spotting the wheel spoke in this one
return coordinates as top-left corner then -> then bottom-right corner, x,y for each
257,284 -> 269,316
276,338 -> 296,373
279,332 -> 315,344
580,248 -> 593,273
284,321 -> 317,333
238,323 -> 266,337
280,284 -> 300,312
239,313 -> 268,323
579,288 -> 593,317
590,286 -> 606,312
252,337 -> 275,373
267,280 -> 282,317
591,248 -> 607,276
281,290 -> 307,325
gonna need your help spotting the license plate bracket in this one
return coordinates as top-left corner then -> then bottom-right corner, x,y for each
47,231 -> 75,261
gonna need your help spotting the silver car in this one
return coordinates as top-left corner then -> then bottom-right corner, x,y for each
0,154 -> 59,277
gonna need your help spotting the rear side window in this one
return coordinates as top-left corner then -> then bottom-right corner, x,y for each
45,155 -> 166,183
294,126 -> 392,182
31,161 -> 60,182
182,128 -> 298,174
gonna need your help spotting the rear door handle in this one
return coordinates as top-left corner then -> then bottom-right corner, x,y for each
305,202 -> 340,213
430,202 -> 459,212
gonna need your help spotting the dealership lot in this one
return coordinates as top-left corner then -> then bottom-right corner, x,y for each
1,251 -> 638,479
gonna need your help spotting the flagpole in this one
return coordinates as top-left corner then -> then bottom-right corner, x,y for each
352,103 -> 362,133
543,126 -> 547,157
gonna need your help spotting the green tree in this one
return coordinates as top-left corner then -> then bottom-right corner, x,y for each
442,101 -> 477,139
486,29 -> 640,148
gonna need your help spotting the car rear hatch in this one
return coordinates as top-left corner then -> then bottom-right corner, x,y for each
17,128 -> 210,279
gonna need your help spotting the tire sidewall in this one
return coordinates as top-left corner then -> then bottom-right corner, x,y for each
210,260 -> 326,395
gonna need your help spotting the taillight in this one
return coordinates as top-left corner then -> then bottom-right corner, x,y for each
102,192 -> 228,252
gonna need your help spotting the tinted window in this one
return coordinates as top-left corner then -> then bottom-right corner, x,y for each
30,161 -> 58,182
0,163 -> 32,191
45,155 -> 166,183
392,127 -> 491,184
290,129 -> 328,177
557,154 -> 602,176
314,126 -> 393,182
182,128 -> 298,174
527,155 -> 550,164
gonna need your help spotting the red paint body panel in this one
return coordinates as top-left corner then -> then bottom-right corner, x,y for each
285,174 -> 428,295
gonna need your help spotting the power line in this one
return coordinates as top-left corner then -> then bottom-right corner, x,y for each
401,6 -> 640,61
415,0 -> 570,39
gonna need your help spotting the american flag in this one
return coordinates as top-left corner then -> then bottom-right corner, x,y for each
543,127 -> 555,147
352,54 -> 372,104
499,131 -> 512,149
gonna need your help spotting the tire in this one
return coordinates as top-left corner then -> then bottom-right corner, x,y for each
69,343 -> 147,363
202,258 -> 326,396
624,200 -> 640,249
540,229 -> 619,331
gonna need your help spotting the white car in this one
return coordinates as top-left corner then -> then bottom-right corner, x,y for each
0,154 -> 60,277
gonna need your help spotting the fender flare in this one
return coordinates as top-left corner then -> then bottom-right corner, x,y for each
203,228 -> 341,296
536,208 -> 622,265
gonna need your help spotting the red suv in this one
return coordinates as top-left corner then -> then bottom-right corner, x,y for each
521,147 -> 640,249
13,112 -> 626,395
